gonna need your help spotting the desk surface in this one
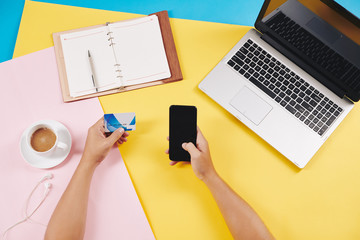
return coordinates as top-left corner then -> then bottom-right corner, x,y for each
4,0 -> 360,239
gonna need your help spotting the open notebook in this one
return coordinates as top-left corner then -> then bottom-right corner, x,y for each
60,15 -> 170,98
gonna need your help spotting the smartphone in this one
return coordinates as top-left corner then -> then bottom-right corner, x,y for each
169,105 -> 197,161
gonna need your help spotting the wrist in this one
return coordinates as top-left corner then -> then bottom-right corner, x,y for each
201,169 -> 219,185
79,156 -> 99,172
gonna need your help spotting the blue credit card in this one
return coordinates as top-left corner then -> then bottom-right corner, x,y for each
104,113 -> 136,132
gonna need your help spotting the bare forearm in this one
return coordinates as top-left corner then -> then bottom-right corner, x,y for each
45,160 -> 97,240
204,173 -> 274,240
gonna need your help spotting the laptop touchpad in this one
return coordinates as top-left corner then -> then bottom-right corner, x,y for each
230,86 -> 272,125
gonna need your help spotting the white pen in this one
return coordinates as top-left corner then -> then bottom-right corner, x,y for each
88,50 -> 98,92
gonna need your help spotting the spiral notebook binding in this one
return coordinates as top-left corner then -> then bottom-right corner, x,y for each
106,23 -> 124,87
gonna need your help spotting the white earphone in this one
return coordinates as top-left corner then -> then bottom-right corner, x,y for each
2,173 -> 54,239
44,182 -> 52,196
41,173 -> 53,181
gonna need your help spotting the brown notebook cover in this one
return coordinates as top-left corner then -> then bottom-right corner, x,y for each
53,10 -> 182,102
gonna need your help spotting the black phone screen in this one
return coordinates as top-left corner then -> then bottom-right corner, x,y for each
169,105 -> 197,161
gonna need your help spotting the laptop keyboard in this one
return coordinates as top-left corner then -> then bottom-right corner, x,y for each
266,11 -> 360,92
227,39 -> 343,136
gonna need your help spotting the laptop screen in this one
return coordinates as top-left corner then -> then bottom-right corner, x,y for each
257,0 -> 360,45
255,0 -> 360,101
321,0 -> 360,28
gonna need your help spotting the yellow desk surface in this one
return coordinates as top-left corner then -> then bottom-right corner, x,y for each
14,1 -> 360,239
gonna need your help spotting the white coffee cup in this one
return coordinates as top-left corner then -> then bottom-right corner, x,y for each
26,122 -> 68,157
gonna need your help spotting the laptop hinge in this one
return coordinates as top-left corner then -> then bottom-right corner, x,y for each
261,33 -> 346,99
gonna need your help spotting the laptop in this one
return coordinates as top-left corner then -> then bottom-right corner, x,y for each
199,0 -> 360,168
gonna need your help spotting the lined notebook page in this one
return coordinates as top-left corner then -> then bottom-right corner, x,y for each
109,15 -> 171,86
60,27 -> 120,97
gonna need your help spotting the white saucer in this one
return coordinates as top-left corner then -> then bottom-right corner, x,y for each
20,120 -> 72,169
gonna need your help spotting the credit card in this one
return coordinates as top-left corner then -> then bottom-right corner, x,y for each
104,112 -> 136,133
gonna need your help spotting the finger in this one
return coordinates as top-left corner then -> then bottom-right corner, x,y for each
123,131 -> 130,137
165,149 -> 169,154
169,161 -> 179,166
107,128 -> 124,145
167,136 -> 169,141
96,117 -> 106,134
170,161 -> 190,166
195,127 -> 208,150
196,127 -> 206,142
182,142 -> 200,156
89,117 -> 104,133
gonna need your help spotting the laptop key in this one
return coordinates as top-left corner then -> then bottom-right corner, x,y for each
236,51 -> 246,59
228,60 -> 235,67
326,116 -> 336,126
301,101 -> 313,112
309,100 -> 317,107
286,105 -> 296,114
295,104 -> 305,113
240,47 -> 248,54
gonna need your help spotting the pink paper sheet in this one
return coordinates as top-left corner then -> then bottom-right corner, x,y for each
0,47 -> 154,240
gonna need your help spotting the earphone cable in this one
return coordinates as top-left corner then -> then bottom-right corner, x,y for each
1,176 -> 51,239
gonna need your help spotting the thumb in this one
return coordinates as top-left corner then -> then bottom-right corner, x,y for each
182,142 -> 199,156
107,128 -> 124,145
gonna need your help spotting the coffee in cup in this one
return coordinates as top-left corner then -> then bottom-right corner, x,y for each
30,127 -> 57,152
26,122 -> 68,156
